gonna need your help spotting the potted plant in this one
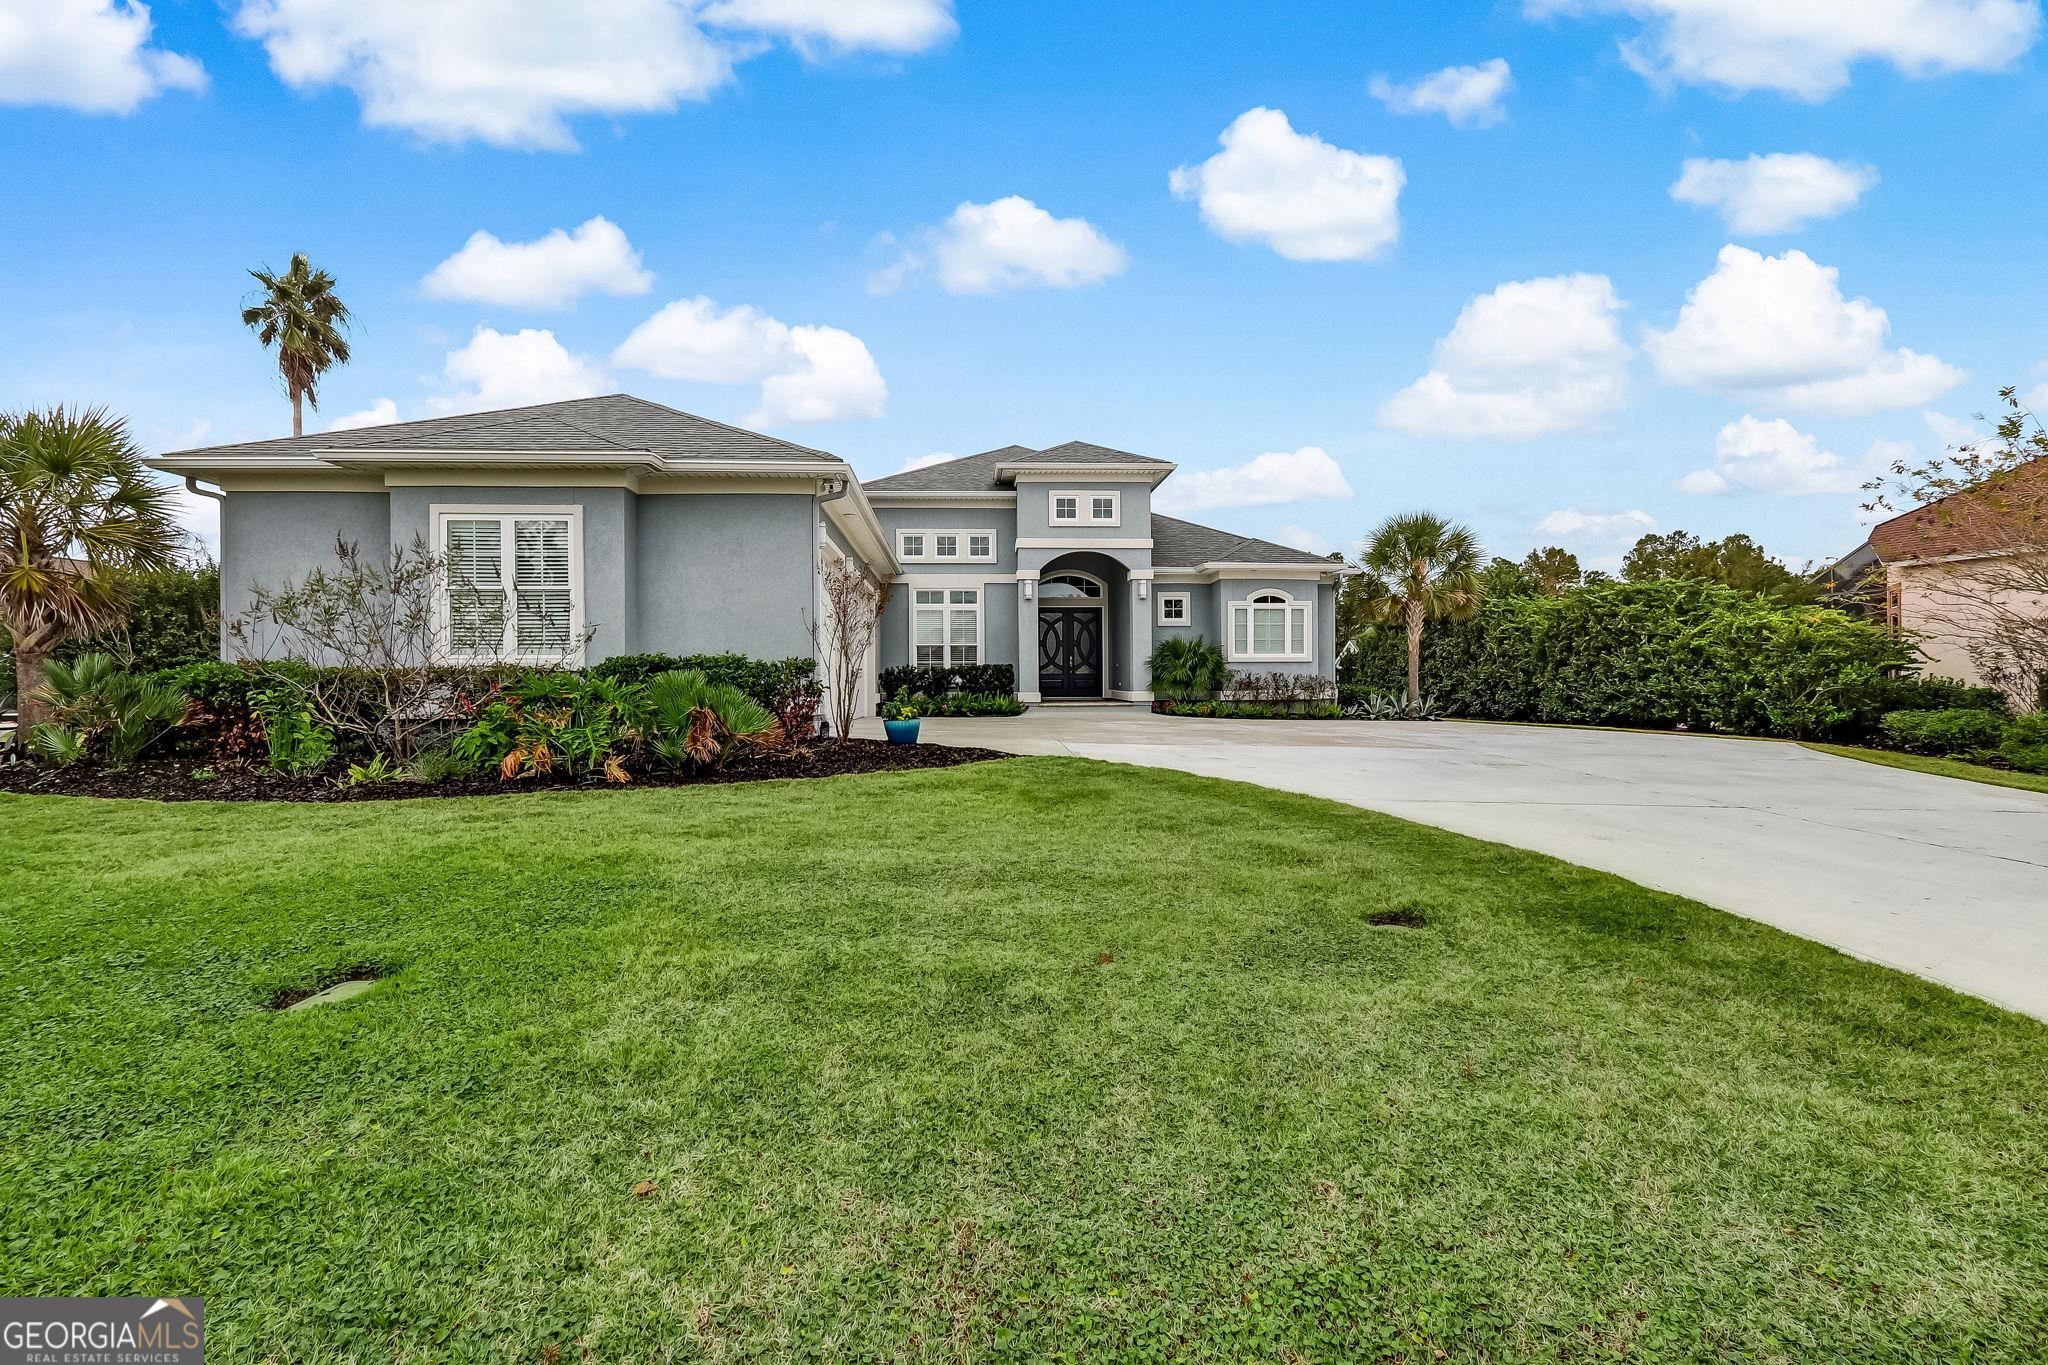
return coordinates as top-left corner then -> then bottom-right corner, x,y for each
882,691 -> 922,745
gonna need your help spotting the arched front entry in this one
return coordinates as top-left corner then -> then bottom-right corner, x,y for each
1035,570 -> 1107,698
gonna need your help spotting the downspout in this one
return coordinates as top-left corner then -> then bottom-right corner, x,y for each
814,476 -> 853,734
183,476 -> 224,503
182,478 -> 227,656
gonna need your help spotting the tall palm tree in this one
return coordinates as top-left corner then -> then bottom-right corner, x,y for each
1361,512 -> 1484,706
1,407 -> 186,737
242,254 -> 352,437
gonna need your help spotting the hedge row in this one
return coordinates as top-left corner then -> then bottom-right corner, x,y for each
879,664 -> 1015,698
1341,580 -> 1956,741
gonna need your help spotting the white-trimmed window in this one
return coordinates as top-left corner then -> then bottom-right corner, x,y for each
1227,589 -> 1311,662
913,587 -> 981,666
436,506 -> 583,662
897,528 -> 997,562
1156,591 -> 1190,626
1050,490 -> 1119,526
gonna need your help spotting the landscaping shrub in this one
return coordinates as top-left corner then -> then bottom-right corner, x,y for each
891,691 -> 1027,717
1155,699 -> 1342,719
589,652 -> 819,708
1997,711 -> 2048,773
877,663 -> 1015,699
1148,637 -> 1228,702
1342,580 -> 1912,739
30,653 -> 188,767
1877,708 -> 2010,756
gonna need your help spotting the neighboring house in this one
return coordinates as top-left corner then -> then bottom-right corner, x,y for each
151,394 -> 1344,709
1866,456 -> 2048,709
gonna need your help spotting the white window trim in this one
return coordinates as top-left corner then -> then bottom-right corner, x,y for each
896,527 -> 998,562
1155,591 -> 1191,626
431,504 -> 586,666
1049,489 -> 1120,526
910,585 -> 985,668
1226,588 -> 1313,663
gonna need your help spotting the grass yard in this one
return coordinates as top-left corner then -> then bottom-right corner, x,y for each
1801,742 -> 2048,797
4,758 -> 2046,1363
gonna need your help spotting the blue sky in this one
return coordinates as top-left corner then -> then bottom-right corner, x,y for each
3,0 -> 2045,570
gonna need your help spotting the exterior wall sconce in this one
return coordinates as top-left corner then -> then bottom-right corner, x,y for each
1022,578 -> 1035,600
1136,579 -> 1150,600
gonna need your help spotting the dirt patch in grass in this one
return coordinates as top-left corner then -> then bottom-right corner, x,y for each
1367,907 -> 1428,928
0,739 -> 1011,803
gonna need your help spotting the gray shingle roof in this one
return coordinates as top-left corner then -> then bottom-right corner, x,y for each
1151,514 -> 1337,567
158,395 -> 839,464
865,440 -> 1171,492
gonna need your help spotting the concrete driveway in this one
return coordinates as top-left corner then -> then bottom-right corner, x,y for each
877,706 -> 2048,1020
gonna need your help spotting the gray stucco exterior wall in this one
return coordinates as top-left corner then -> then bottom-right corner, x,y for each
635,492 -> 817,660
219,491 -> 390,657
1015,482 -> 1153,540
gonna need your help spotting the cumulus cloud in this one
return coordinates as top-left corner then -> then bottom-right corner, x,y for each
697,0 -> 955,54
897,451 -> 954,472
1670,153 -> 1878,234
1676,415 -> 1874,495
430,327 -> 610,415
1169,107 -> 1405,262
1645,245 -> 1963,414
1368,58 -> 1512,127
1155,446 -> 1354,515
229,0 -> 951,149
1378,274 -> 1632,438
421,217 -> 653,309
872,196 -> 1128,295
1274,525 -> 1336,556
1533,508 -> 1657,542
327,397 -> 400,431
0,0 -> 206,113
611,296 -> 886,425
1525,0 -> 2040,100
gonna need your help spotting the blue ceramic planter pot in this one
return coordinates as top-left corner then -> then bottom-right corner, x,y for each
883,718 -> 921,745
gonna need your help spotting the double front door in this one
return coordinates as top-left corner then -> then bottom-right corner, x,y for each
1037,607 -> 1103,698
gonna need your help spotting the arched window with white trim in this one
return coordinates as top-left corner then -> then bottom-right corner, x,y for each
1227,588 -> 1312,662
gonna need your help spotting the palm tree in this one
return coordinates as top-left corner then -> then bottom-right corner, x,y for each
1,407 -> 186,738
1361,512 -> 1484,706
242,254 -> 352,437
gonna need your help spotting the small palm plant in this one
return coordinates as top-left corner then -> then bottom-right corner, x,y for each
242,254 -> 352,437
32,652 -> 188,766
646,669 -> 779,770
1360,512 -> 1484,710
1148,636 -> 1229,702
1,407 -> 186,740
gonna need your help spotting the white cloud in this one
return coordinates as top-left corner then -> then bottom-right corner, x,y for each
897,451 -> 954,472
1169,107 -> 1405,262
872,196 -> 1128,295
161,478 -> 220,558
1378,274 -> 1632,438
1669,153 -> 1878,234
1274,525 -> 1336,556
1533,508 -> 1657,542
1368,58 -> 1512,127
229,0 -> 952,150
327,397 -> 399,431
611,295 -> 886,425
1645,246 -> 1963,414
421,217 -> 652,310
430,327 -> 610,415
1155,446 -> 1353,514
697,0 -> 955,54
0,0 -> 207,113
1525,0 -> 2040,100
1677,415 -> 1871,495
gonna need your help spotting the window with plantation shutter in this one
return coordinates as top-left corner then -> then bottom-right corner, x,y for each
1225,589 -> 1312,662
911,586 -> 980,667
436,507 -> 583,662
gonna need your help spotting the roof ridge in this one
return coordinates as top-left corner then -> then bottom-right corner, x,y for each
526,406 -> 646,453
613,393 -> 840,462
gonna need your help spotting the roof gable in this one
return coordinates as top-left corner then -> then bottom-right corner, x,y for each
865,439 -> 1171,493
1151,514 -> 1337,567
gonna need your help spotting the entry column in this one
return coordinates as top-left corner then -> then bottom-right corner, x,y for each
1016,572 -> 1040,702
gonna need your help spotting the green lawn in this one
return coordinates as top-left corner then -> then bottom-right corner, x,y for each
4,759 -> 2046,1363
1802,742 -> 2048,796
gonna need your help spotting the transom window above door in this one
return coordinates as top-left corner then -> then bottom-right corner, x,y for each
1048,490 -> 1120,526
435,506 -> 583,664
897,528 -> 997,562
1227,589 -> 1312,662
1037,572 -> 1105,601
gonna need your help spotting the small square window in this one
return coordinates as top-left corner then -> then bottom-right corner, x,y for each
1157,593 -> 1189,625
1053,496 -> 1079,521
901,533 -> 925,558
935,534 -> 958,558
968,533 -> 992,558
1092,496 -> 1115,520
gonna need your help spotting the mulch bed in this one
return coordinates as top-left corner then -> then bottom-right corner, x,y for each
0,739 -> 1011,804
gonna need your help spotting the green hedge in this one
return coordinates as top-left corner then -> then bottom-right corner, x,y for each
879,664 -> 1015,699
585,653 -> 817,708
1879,708 -> 2010,755
1341,580 -> 1915,740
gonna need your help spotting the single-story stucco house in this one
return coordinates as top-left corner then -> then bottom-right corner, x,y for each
152,394 -> 1344,713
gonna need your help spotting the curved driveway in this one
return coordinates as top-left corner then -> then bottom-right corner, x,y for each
888,709 -> 2048,1020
